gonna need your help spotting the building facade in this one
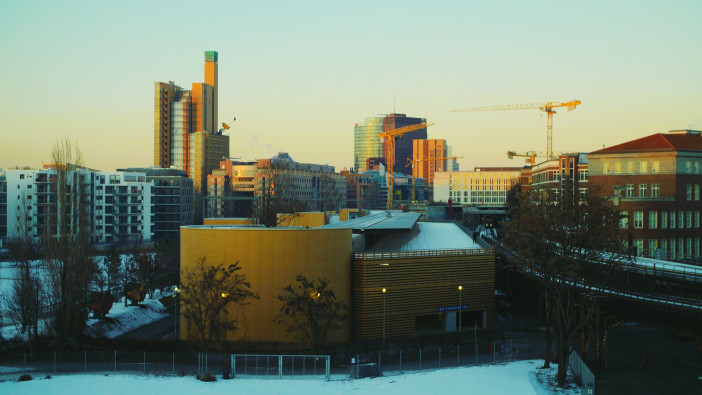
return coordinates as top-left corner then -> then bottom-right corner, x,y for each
587,130 -> 702,261
341,170 -> 376,210
434,167 -> 521,205
4,168 -> 155,245
383,113 -> 427,176
521,153 -> 589,201
154,51 -> 229,193
412,139 -> 448,186
353,117 -> 384,173
120,167 -> 194,241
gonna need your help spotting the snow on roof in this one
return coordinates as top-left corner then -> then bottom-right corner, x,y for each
366,222 -> 481,252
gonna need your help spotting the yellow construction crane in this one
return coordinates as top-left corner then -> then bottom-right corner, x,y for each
451,100 -> 581,160
506,150 -> 563,165
379,121 -> 435,210
406,155 -> 464,202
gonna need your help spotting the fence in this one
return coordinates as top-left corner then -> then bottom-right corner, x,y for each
346,335 -> 535,378
569,350 -> 596,395
0,335 -> 540,380
0,351 -> 331,380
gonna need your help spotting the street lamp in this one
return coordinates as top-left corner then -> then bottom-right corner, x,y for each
458,285 -> 463,332
221,292 -> 229,345
382,288 -> 386,350
174,286 -> 180,340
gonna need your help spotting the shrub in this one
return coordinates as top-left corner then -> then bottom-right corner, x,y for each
199,373 -> 217,382
18,374 -> 32,382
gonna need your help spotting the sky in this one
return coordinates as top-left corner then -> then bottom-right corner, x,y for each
1,0 -> 700,172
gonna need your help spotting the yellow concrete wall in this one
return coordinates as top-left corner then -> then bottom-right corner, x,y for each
204,218 -> 253,225
180,226 -> 352,346
277,212 -> 325,227
339,208 -> 367,222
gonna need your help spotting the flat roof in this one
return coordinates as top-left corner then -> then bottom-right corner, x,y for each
365,222 -> 481,252
320,211 -> 421,231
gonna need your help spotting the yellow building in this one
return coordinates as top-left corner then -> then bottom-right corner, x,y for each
277,212 -> 326,227
180,226 -> 352,347
203,218 -> 253,225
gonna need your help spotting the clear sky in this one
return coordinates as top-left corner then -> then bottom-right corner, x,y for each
1,0 -> 700,172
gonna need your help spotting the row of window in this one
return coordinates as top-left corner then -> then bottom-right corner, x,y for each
605,159 -> 702,174
632,238 -> 701,259
624,210 -> 701,229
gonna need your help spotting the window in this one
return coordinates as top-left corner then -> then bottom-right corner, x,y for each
634,239 -> 644,257
579,169 -> 588,181
604,162 -> 611,174
679,211 -> 684,229
620,211 -> 629,229
20,174 -> 25,179
648,239 -> 658,258
627,161 -> 634,173
695,184 -> 700,201
652,161 -> 659,173
633,211 -> 644,229
651,184 -> 660,198
649,211 -> 657,229
640,161 -> 647,173
661,211 -> 668,229
660,239 -> 668,259
695,211 -> 700,228
579,189 -> 587,201
670,239 -> 676,259
639,184 -> 647,198
695,238 -> 700,258
687,211 -> 692,228
687,184 -> 692,201
686,161 -> 692,173
670,211 -> 676,228
687,239 -> 692,258
679,238 -> 685,258
626,184 -> 634,198
615,162 -> 622,173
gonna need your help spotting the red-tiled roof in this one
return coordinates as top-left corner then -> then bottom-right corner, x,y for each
590,133 -> 702,154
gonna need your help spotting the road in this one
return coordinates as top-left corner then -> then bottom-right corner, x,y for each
117,304 -> 178,341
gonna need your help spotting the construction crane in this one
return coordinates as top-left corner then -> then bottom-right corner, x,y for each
451,100 -> 581,160
506,150 -> 563,165
406,155 -> 464,202
379,121 -> 435,210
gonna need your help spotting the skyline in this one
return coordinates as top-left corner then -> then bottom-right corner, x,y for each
1,1 -> 701,172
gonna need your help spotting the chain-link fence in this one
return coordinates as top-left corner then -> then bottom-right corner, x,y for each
344,335 -> 537,378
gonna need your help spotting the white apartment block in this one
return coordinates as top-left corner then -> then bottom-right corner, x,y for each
5,169 -> 154,245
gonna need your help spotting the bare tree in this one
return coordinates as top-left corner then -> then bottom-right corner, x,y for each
180,258 -> 258,352
276,275 -> 349,352
42,139 -> 96,346
504,186 -> 628,383
255,163 -> 306,227
3,236 -> 41,352
316,174 -> 345,212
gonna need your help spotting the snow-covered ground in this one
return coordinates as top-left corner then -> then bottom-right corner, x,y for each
0,360 -> 580,395
1,257 -> 169,340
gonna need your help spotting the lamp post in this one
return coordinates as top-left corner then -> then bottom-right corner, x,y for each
221,292 -> 229,345
173,286 -> 180,340
382,288 -> 387,350
458,285 -> 463,332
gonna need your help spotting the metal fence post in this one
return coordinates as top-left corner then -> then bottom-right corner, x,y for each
510,340 -> 513,360
232,354 -> 236,379
84,350 -> 87,372
279,355 -> 283,379
493,340 -> 496,363
399,350 -> 402,374
205,353 -> 208,374
54,351 -> 57,374
378,352 -> 381,375
326,356 -> 330,381
457,345 -> 460,367
114,351 -> 117,372
267,356 -> 270,377
525,337 -> 528,359
419,348 -> 422,372
172,353 -> 175,375
143,351 -> 146,374
24,353 -> 26,370
439,347 -> 442,369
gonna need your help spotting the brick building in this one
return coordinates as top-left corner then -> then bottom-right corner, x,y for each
587,130 -> 702,261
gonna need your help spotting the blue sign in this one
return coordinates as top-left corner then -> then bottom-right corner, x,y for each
437,304 -> 468,312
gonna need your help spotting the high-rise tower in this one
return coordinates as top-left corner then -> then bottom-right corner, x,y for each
154,51 -> 228,193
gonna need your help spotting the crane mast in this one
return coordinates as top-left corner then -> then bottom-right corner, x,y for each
379,121 -> 434,210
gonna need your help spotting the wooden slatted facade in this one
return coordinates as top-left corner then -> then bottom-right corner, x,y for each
352,248 -> 495,340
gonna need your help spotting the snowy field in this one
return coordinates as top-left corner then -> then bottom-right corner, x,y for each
0,360 -> 580,395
